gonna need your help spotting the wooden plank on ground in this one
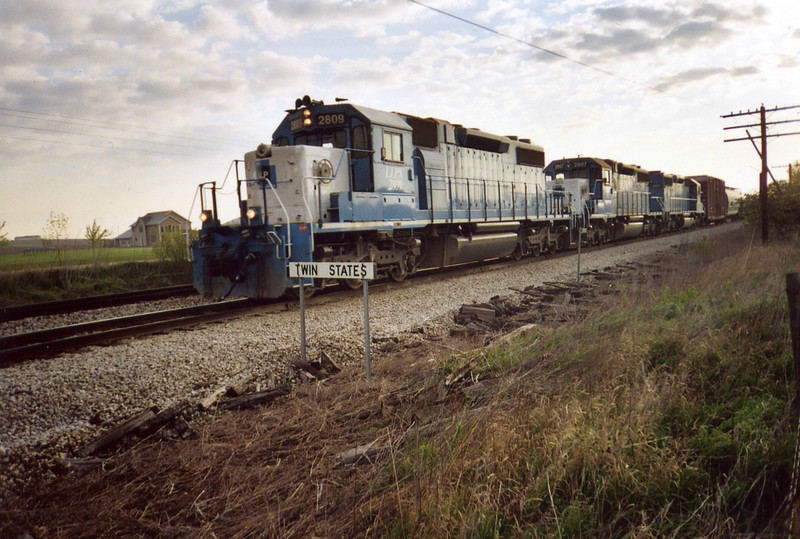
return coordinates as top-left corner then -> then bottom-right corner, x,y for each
459,305 -> 496,322
509,287 -> 540,298
77,407 -> 158,457
220,387 -> 290,411
336,441 -> 383,466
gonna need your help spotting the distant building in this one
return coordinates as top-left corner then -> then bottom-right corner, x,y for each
13,235 -> 44,245
112,228 -> 133,248
129,211 -> 191,247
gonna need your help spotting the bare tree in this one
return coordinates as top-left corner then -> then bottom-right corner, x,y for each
43,211 -> 69,264
0,220 -> 8,247
84,219 -> 111,259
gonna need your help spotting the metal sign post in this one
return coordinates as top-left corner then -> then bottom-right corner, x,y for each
288,262 -> 377,377
299,279 -> 306,364
363,279 -> 371,377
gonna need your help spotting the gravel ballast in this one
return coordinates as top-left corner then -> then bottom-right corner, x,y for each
0,224 -> 739,495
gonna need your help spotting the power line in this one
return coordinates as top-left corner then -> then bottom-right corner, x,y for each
408,0 -> 702,103
0,110 -> 243,150
0,122 -> 229,154
0,133 -> 221,159
0,106 -> 250,147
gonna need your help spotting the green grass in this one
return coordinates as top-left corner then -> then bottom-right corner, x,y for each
0,247 -> 156,272
375,227 -> 798,537
0,259 -> 192,306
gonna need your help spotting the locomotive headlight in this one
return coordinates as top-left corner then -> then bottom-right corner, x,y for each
303,108 -> 312,127
246,206 -> 262,224
199,211 -> 212,223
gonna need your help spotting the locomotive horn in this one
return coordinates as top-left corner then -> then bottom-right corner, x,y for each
302,95 -> 312,107
295,98 -> 303,109
256,143 -> 272,158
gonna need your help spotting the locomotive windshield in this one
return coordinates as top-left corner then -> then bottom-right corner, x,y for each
275,124 -> 370,157
294,129 -> 347,148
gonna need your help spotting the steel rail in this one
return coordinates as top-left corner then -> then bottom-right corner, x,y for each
0,298 -> 268,367
0,285 -> 197,323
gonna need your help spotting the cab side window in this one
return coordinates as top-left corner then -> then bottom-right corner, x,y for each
382,131 -> 403,162
351,125 -> 370,159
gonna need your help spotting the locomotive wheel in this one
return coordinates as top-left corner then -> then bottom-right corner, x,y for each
341,278 -> 363,290
389,265 -> 407,282
532,245 -> 541,257
286,285 -> 316,299
511,245 -> 522,261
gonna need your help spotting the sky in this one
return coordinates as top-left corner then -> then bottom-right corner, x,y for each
1,0 -> 799,239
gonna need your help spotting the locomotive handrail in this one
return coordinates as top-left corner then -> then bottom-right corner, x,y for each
257,176 -> 293,260
199,181 -> 218,223
669,196 -> 698,213
266,230 -> 283,248
544,188 -> 573,218
310,148 -> 351,229
334,149 -> 350,178
236,178 -> 270,230
651,196 -> 666,217
427,174 -> 549,223
236,177 -> 291,258
407,172 -> 580,223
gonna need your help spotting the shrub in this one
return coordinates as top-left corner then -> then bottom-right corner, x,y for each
739,164 -> 800,237
154,230 -> 190,264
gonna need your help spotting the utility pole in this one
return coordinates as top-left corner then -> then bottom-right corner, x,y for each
760,105 -> 768,245
722,104 -> 800,244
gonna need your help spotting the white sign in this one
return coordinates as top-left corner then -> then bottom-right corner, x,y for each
288,261 -> 376,280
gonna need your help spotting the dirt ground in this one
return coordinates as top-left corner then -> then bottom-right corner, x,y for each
0,256 -> 667,537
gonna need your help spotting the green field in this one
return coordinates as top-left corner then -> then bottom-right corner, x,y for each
0,247 -> 157,272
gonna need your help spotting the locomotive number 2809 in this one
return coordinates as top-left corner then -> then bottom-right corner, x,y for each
316,113 -> 346,126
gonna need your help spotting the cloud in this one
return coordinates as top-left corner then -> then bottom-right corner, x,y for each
664,21 -> 731,47
691,3 -> 766,23
592,5 -> 675,28
249,0 -> 414,41
330,56 -> 402,89
730,66 -> 759,77
194,5 -> 243,41
576,28 -> 657,55
562,1 -> 764,63
654,66 -> 746,91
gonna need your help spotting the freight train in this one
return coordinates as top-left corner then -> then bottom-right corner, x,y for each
192,96 -> 731,299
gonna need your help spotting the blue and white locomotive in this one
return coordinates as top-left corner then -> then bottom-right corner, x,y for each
543,157 -> 705,245
193,96 -> 579,299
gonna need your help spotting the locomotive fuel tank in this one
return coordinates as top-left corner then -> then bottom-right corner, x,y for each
614,221 -> 644,240
417,229 -> 520,269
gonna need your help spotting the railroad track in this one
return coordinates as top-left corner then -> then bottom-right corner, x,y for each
0,224 -> 731,368
0,298 -> 272,367
0,285 -> 197,323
